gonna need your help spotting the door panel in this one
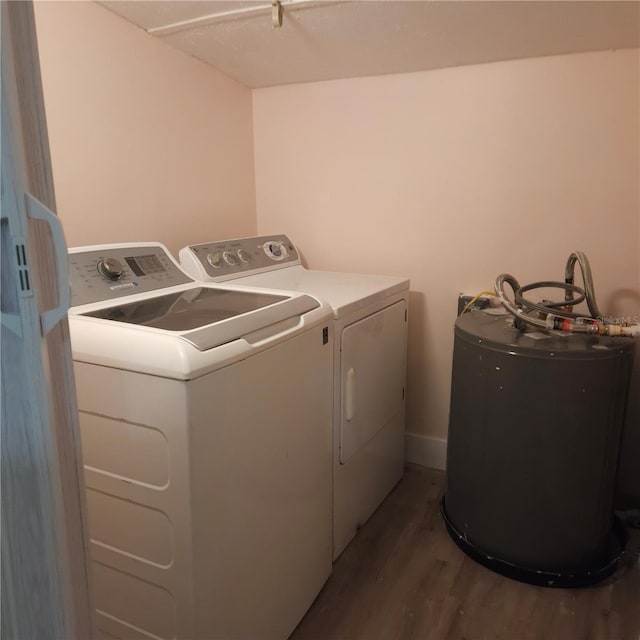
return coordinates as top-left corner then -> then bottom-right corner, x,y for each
1,3 -> 93,637
340,301 -> 407,464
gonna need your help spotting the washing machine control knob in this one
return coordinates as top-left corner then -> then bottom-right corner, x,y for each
237,249 -> 251,263
97,257 -> 124,280
207,252 -> 222,268
223,251 -> 239,266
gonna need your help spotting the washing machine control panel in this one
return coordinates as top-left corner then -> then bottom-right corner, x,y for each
69,244 -> 192,307
183,235 -> 300,280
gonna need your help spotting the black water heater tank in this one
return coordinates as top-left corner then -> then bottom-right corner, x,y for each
442,310 -> 635,587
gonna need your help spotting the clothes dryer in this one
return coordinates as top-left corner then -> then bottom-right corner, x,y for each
180,235 -> 409,559
68,242 -> 333,639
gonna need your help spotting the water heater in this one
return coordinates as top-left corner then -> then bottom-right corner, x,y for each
442,310 -> 635,587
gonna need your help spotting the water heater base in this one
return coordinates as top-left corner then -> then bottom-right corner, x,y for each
440,496 -> 627,588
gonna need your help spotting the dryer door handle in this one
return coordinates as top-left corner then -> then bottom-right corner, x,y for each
345,367 -> 355,422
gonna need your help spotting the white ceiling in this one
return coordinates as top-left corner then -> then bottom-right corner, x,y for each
98,0 -> 640,88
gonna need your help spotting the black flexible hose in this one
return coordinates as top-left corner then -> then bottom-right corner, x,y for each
495,253 -> 601,332
495,253 -> 638,337
515,281 -> 587,319
564,251 -> 603,320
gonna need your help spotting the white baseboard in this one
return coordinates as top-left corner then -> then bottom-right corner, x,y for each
405,432 -> 447,471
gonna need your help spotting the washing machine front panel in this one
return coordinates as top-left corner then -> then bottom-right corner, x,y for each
75,363 -> 196,639
76,325 -> 333,640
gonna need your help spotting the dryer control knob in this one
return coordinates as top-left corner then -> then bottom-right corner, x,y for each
97,257 -> 124,281
207,252 -> 222,268
263,241 -> 288,261
237,249 -> 251,263
223,251 -> 239,266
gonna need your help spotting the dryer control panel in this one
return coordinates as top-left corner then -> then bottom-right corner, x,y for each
69,244 -> 192,307
180,235 -> 301,282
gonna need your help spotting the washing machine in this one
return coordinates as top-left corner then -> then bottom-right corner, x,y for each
180,235 -> 409,559
68,242 -> 334,640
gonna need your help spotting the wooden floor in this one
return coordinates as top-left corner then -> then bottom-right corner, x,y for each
292,466 -> 640,640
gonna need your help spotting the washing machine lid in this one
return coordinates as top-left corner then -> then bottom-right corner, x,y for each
68,242 -> 331,379
78,286 -> 319,351
70,284 -> 326,379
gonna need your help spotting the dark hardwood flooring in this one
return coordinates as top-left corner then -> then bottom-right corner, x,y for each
292,466 -> 640,640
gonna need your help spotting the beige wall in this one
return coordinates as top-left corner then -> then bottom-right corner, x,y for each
253,49 -> 640,485
34,1 -> 256,257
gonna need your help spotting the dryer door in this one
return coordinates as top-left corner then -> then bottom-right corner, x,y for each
339,300 -> 407,464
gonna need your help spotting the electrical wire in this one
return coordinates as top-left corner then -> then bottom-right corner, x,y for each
460,290 -> 497,316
